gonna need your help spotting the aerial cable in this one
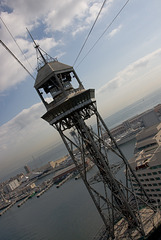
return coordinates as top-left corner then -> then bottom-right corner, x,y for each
76,0 -> 130,68
0,16 -> 35,72
0,40 -> 35,80
73,0 -> 107,67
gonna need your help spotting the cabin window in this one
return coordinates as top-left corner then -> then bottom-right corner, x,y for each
38,76 -> 63,104
57,71 -> 80,90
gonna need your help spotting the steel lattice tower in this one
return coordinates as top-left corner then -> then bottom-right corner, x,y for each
34,47 -> 159,239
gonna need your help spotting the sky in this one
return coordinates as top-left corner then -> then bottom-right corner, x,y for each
1,0 -> 161,178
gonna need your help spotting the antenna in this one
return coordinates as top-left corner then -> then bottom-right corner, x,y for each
26,28 -> 47,66
26,28 -> 57,70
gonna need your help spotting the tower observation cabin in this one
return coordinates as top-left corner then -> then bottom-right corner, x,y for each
34,58 -> 95,126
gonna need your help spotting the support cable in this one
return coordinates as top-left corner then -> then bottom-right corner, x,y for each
0,16 -> 35,72
73,0 -> 107,67
76,0 -> 130,68
0,40 -> 35,80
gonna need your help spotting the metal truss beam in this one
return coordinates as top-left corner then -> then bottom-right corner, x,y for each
53,102 -> 156,239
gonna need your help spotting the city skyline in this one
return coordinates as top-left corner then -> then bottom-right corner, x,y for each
1,0 -> 161,178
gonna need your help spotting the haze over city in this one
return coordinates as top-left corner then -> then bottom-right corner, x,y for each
0,0 -> 161,178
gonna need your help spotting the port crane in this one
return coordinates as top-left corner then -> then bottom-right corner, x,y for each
2,39 -> 160,239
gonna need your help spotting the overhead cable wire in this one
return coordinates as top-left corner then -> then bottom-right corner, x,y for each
73,0 -> 107,67
0,40 -> 35,80
0,16 -> 35,72
76,0 -> 130,68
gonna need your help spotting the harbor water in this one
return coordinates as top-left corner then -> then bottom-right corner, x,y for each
1,88 -> 161,239
0,139 -> 136,240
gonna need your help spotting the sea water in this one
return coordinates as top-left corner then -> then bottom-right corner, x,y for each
0,139 -> 136,240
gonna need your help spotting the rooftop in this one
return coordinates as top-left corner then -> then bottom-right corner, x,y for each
34,61 -> 73,89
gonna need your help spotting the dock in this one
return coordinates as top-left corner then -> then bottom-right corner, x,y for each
17,195 -> 30,207
0,200 -> 16,216
37,181 -> 54,198
56,173 -> 73,188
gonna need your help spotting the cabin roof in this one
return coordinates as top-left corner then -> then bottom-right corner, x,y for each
34,60 -> 73,89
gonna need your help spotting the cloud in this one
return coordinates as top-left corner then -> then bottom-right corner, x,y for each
0,101 -> 60,171
0,102 -> 43,150
72,1 -> 113,36
0,40 -> 35,92
95,48 -> 161,118
0,0 -> 111,40
44,1 -> 88,33
108,24 -> 122,38
97,48 -> 161,95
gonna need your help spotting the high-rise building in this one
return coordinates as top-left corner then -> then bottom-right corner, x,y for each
24,165 -> 31,174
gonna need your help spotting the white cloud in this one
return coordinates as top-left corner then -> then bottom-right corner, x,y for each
0,0 -> 111,39
96,48 -> 161,118
97,48 -> 161,95
72,1 -> 113,36
108,24 -> 122,38
0,101 -> 60,171
0,102 -> 43,150
0,40 -> 35,92
72,25 -> 88,37
44,1 -> 88,33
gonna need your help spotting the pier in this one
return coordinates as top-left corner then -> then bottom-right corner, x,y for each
17,195 -> 30,207
56,173 -> 73,188
37,181 -> 54,198
0,200 -> 16,216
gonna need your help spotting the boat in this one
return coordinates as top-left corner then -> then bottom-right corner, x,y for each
29,191 -> 36,198
129,123 -> 161,205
